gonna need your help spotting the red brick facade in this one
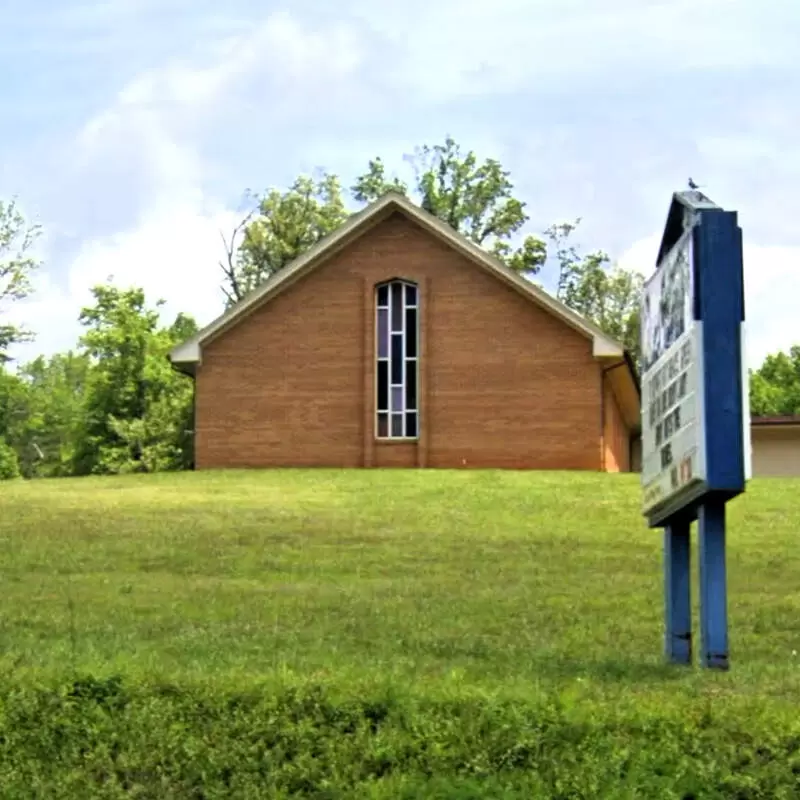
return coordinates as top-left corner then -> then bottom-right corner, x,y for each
194,211 -> 633,471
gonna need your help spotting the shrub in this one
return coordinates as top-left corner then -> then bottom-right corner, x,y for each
0,438 -> 20,480
1,676 -> 800,798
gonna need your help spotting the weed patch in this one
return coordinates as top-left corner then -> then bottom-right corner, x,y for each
1,676 -> 800,798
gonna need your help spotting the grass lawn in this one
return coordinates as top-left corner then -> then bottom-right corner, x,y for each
2,469 -> 800,797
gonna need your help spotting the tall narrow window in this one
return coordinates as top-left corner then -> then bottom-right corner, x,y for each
375,280 -> 419,439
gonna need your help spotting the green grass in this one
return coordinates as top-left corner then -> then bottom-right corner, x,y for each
1,470 -> 800,797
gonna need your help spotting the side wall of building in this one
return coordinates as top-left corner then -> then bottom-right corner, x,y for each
603,381 -> 631,472
751,426 -> 800,477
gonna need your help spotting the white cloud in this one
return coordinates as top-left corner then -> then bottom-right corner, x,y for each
6,9 -> 368,363
66,203 -> 239,324
617,234 -> 658,278
6,201 -> 239,363
83,10 -> 365,127
71,9 -> 365,191
617,233 -> 800,369
6,0 -> 800,377
355,0 -> 798,101
739,244 -> 800,368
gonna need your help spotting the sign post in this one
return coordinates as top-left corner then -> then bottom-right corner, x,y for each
640,189 -> 750,670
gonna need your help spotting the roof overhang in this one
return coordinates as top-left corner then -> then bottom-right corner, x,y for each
751,415 -> 800,430
599,353 -> 641,431
169,192 -> 627,371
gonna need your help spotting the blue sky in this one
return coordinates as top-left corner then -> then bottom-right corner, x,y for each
2,0 -> 799,367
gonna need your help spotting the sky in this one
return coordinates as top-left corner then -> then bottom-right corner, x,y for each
2,0 -> 799,368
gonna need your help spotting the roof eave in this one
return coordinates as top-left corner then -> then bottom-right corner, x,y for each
751,416 -> 800,428
168,358 -> 197,377
400,201 -> 627,354
172,193 -> 403,356
592,337 -> 625,358
168,190 -> 630,367
169,336 -> 201,377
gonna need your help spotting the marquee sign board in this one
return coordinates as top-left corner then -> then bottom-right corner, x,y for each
641,230 -> 706,516
640,190 -> 748,528
643,189 -> 749,670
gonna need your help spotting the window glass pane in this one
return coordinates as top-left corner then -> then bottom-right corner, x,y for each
405,309 -> 417,357
405,412 -> 418,438
391,414 -> 404,437
377,413 -> 389,438
377,284 -> 389,307
391,335 -> 403,383
405,284 -> 417,306
377,361 -> 388,411
377,308 -> 388,358
391,282 -> 403,331
391,386 -> 403,412
406,364 -> 417,410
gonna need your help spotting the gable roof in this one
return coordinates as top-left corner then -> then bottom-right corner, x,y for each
656,189 -> 721,265
170,191 -> 627,370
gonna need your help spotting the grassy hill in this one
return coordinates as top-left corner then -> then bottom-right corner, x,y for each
2,470 -> 800,797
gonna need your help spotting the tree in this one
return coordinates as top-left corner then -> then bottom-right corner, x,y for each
221,175 -> 349,306
749,346 -> 800,417
0,438 -> 19,479
546,220 -> 644,369
221,137 -> 549,303
11,351 -> 90,477
0,365 -> 26,478
353,137 -> 547,275
350,157 -> 407,202
0,365 -> 26,442
0,199 -> 41,362
74,284 -> 197,475
225,138 -> 644,361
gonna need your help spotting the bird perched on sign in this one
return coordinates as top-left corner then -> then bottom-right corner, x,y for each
688,178 -> 699,189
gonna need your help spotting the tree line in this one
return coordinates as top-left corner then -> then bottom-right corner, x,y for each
1,139 -> 797,479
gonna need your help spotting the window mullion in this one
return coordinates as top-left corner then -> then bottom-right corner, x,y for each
400,285 -> 407,437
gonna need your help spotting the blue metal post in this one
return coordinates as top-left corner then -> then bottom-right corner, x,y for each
698,500 -> 729,670
664,520 -> 692,665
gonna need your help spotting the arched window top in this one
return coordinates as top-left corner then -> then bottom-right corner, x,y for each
376,279 -> 418,311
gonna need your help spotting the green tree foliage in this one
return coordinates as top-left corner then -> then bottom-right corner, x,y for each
223,137 -> 548,304
0,144 -> 650,479
0,367 -> 26,441
0,286 -> 198,479
749,345 -> 800,417
350,157 -> 407,202
222,175 -> 349,306
547,220 -> 644,368
0,199 -> 41,362
0,366 -> 24,478
0,437 -> 19,479
73,285 -> 197,475
0,366 -> 27,477
353,136 -> 547,275
6,352 -> 89,477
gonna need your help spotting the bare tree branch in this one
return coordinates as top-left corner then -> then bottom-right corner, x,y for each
218,209 -> 257,306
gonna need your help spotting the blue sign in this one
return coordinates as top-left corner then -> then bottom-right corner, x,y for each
641,189 -> 750,669
641,191 -> 750,525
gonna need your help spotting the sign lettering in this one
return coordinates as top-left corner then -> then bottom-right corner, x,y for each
640,228 -> 707,515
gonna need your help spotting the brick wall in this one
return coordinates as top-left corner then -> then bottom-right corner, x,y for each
195,212 -> 607,470
603,380 -> 630,472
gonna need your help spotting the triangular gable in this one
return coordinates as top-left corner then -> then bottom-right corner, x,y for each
656,189 -> 721,265
170,192 -> 627,370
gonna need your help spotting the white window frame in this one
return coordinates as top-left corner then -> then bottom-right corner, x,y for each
375,279 -> 419,440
